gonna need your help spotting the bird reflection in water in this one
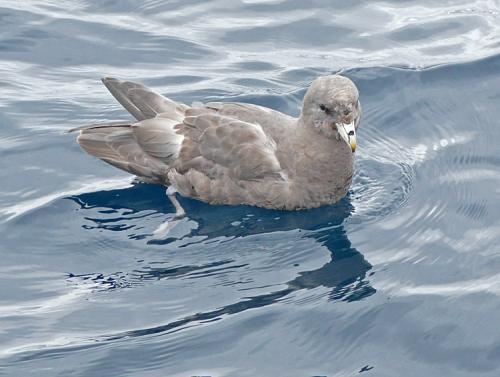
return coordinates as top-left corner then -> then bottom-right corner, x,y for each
67,182 -> 375,338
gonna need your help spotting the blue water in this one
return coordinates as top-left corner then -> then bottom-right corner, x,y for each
1,1 -> 500,376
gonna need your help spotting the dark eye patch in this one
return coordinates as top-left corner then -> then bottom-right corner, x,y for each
319,104 -> 330,113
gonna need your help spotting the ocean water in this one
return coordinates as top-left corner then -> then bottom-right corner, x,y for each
1,1 -> 500,376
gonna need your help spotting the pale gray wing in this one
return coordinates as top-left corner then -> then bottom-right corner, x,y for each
102,77 -> 188,121
73,122 -> 170,183
205,101 -> 292,125
70,77 -> 190,181
131,117 -> 183,165
71,116 -> 185,183
204,101 -> 296,144
174,108 -> 283,181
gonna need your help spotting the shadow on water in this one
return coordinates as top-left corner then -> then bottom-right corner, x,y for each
61,182 -> 375,344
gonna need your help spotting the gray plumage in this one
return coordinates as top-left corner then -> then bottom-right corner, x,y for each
71,75 -> 361,210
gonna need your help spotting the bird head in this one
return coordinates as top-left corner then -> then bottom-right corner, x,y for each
301,75 -> 361,153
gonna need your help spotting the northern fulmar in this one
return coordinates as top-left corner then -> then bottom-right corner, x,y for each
70,75 -> 361,215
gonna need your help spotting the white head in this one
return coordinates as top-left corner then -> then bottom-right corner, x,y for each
300,75 -> 361,152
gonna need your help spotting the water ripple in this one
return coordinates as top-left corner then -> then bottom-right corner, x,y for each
2,1 -> 500,375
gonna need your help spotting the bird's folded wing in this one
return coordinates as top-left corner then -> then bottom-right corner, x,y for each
102,77 -> 188,121
75,123 -> 169,183
131,117 -> 183,164
205,101 -> 283,122
174,108 -> 283,181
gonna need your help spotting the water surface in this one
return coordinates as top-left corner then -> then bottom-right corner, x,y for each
1,1 -> 500,376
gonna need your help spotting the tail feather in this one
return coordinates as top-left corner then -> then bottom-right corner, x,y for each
67,121 -> 130,133
69,77 -> 189,183
74,123 -> 170,184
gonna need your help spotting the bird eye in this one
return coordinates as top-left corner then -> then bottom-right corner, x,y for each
319,104 -> 330,113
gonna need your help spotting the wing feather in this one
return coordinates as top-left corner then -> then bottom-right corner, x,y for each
102,77 -> 188,121
131,118 -> 183,164
76,124 -> 169,183
175,112 -> 282,182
